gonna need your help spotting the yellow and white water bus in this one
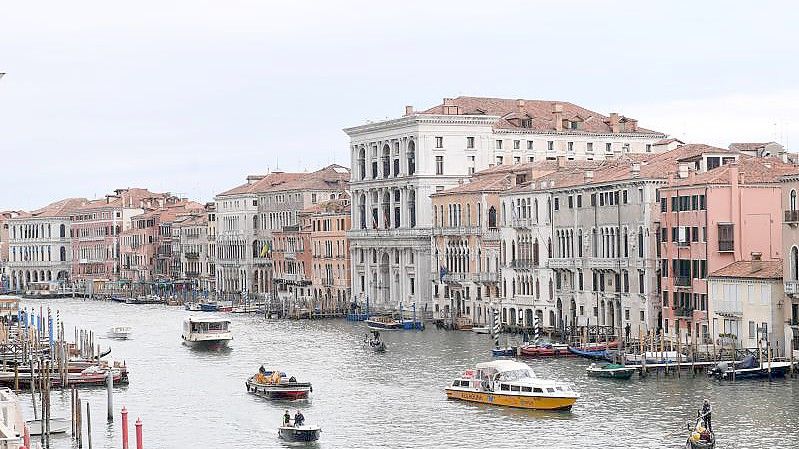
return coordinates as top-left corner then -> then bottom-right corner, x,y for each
445,360 -> 579,410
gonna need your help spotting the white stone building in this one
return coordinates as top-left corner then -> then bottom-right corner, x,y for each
347,96 -> 668,312
6,198 -> 88,291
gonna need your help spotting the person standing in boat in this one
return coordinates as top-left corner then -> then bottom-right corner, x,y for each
700,399 -> 712,432
294,410 -> 305,427
283,410 -> 292,427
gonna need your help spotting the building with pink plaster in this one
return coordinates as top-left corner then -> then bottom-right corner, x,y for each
659,154 -> 796,344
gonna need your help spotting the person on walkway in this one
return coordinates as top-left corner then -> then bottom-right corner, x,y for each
701,399 -> 712,432
283,410 -> 291,427
294,410 -> 305,427
625,323 -> 631,342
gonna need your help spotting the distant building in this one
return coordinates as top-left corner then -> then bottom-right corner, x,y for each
0,210 -> 25,290
347,96 -> 668,312
6,198 -> 87,291
708,257 -> 787,353
305,198 -> 352,312
779,171 -> 799,355
173,205 -> 215,294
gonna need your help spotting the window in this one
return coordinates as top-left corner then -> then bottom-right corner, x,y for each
496,156 -> 504,165
554,198 -> 560,210
660,198 -> 667,212
671,196 -> 678,212
466,137 -> 474,149
576,195 -> 582,208
514,156 -> 520,164
587,142 -> 593,152
718,224 -> 734,251
567,196 -> 573,208
638,270 -> 645,294
513,140 -> 520,150
527,141 -> 534,150
699,195 -> 706,210
436,156 -> 444,175
590,194 -> 596,206
567,142 -> 574,152
435,136 -> 443,148
622,190 -> 628,204
646,144 -> 652,152
605,143 -> 612,152
547,141 -> 554,151
749,321 -> 756,338
496,139 -> 503,149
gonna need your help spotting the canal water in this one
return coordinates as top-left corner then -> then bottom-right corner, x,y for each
14,298 -> 799,449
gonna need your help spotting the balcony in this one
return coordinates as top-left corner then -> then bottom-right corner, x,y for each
511,218 -> 531,228
322,278 -> 335,287
441,273 -> 467,283
785,210 -> 799,224
185,271 -> 200,277
548,258 -> 583,269
475,272 -> 499,283
482,229 -> 501,241
676,240 -> 690,247
785,280 -> 799,295
510,259 -> 535,269
431,226 -> 482,236
718,240 -> 734,252
185,252 -> 199,259
674,276 -> 692,287
674,307 -> 694,318
348,227 -> 432,239
586,258 -> 628,269
284,250 -> 296,259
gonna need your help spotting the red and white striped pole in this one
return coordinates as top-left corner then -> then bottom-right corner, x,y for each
135,418 -> 143,449
23,424 -> 30,449
121,406 -> 129,449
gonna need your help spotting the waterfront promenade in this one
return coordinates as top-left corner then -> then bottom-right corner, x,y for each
7,297 -> 799,449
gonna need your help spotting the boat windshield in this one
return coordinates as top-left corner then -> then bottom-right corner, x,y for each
498,369 -> 535,381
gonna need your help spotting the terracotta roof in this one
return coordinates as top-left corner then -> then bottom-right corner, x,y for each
654,138 -> 685,145
134,201 -> 204,222
709,260 -> 782,280
28,198 -> 89,218
75,188 -> 173,211
669,155 -> 797,187
301,198 -> 351,215
728,142 -> 779,152
434,174 -> 514,196
419,96 -> 665,135
216,165 -> 349,197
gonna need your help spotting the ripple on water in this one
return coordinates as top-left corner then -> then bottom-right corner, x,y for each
13,298 -> 799,449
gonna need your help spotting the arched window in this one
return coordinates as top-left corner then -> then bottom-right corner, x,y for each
59,224 -> 66,238
791,190 -> 797,211
533,239 -> 540,266
577,230 -> 583,257
358,148 -> 366,180
792,246 -> 799,281
638,227 -> 644,258
59,246 -> 66,262
488,207 -> 497,229
382,144 -> 391,179
407,140 -> 416,175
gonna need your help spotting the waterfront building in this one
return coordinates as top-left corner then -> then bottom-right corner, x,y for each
707,257 -> 790,354
173,208 -> 214,294
779,172 -> 799,355
70,188 -> 180,292
0,211 -> 25,290
206,203 -> 217,293
214,165 -> 349,298
306,198 -> 352,312
6,198 -> 87,291
659,155 -> 795,345
347,96 -> 667,311
271,215 -> 312,305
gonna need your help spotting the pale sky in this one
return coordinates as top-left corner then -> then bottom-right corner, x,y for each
1,1 -> 797,210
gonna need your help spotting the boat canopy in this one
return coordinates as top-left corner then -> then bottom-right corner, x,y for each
185,316 -> 231,324
475,360 -> 535,375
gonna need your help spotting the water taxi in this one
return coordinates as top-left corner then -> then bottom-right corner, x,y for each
445,360 -> 579,410
107,326 -> 132,340
181,317 -> 232,348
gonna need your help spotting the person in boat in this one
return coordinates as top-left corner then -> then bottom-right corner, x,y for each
700,399 -> 712,432
283,410 -> 291,427
259,365 -> 266,374
294,410 -> 305,427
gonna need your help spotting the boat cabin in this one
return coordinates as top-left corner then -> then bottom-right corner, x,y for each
185,319 -> 230,334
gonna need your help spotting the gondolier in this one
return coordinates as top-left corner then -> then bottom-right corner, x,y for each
701,399 -> 712,432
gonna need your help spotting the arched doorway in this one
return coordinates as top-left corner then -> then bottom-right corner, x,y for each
556,299 -> 563,329
509,308 -> 517,325
525,309 -> 534,327
380,252 -> 391,305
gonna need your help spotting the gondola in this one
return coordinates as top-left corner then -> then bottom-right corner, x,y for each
685,417 -> 715,449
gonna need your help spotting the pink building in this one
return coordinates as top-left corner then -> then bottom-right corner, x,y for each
659,155 -> 796,343
70,188 -> 180,290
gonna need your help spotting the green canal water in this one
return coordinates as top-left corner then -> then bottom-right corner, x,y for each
14,297 -> 799,448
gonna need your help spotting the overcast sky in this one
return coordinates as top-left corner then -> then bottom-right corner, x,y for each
1,1 -> 797,210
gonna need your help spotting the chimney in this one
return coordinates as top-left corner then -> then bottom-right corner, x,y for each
584,170 -> 594,183
631,162 -> 641,178
553,103 -> 563,132
628,118 -> 638,132
728,162 -> 739,187
516,99 -> 525,113
609,113 -> 620,133
678,162 -> 690,179
404,105 -> 414,116
442,98 -> 459,115
751,252 -> 763,273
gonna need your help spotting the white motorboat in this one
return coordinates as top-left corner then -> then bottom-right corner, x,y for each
181,316 -> 232,348
27,418 -> 70,435
107,326 -> 132,340
471,326 -> 491,334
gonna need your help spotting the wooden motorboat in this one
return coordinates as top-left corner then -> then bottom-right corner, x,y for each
519,343 -> 572,357
707,355 -> 794,380
107,326 -> 132,340
27,418 -> 70,435
568,345 -> 609,359
278,425 -> 321,442
446,360 -> 579,410
586,363 -> 636,380
246,370 -> 312,400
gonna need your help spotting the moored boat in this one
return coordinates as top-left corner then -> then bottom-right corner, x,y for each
199,302 -> 219,312
278,425 -> 321,442
181,316 -> 232,348
445,360 -> 579,410
519,343 -> 572,357
707,354 -> 794,380
26,418 -> 70,435
491,346 -> 516,357
471,326 -> 491,335
107,326 -> 132,340
586,362 -> 636,379
246,368 -> 312,400
185,302 -> 202,312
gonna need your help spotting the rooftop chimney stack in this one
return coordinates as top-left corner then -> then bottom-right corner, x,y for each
751,252 -> 763,273
553,103 -> 563,132
404,105 -> 414,116
517,99 -> 525,113
628,118 -> 638,132
609,113 -> 620,133
442,98 -> 459,115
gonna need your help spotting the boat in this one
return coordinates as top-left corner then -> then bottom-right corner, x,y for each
445,360 -> 579,410
707,354 -> 794,380
586,362 -> 636,379
491,346 -> 516,357
624,351 -> 680,365
568,342 -> 617,359
185,303 -> 202,312
107,326 -> 132,340
364,330 -> 386,352
685,416 -> 715,448
181,317 -> 232,348
27,418 -> 70,435
278,425 -> 321,442
365,315 -> 423,330
199,302 -> 219,312
519,343 -> 572,357
126,295 -> 163,305
110,295 -> 129,303
245,369 -> 312,400
471,326 -> 491,335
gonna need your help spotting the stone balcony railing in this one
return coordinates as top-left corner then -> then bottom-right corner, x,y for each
586,258 -> 628,269
348,227 -> 431,239
785,210 -> 799,223
784,280 -> 799,295
431,226 -> 482,236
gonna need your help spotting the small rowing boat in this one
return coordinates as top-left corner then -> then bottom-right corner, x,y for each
586,363 -> 636,379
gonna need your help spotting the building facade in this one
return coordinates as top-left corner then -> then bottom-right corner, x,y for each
779,173 -> 799,355
306,198 -> 352,312
6,198 -> 87,291
347,96 -> 667,312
